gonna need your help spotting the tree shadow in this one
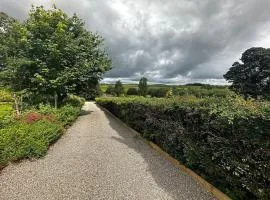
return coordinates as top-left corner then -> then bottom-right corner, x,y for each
97,104 -> 214,200
80,110 -> 93,116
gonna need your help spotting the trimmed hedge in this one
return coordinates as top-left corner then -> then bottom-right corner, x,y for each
96,96 -> 270,200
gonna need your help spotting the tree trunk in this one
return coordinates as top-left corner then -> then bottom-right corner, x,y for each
54,92 -> 58,109
13,93 -> 20,115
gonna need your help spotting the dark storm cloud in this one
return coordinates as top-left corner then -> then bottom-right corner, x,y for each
1,0 -> 270,83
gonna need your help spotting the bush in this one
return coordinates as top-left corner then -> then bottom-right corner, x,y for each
126,88 -> 138,95
148,87 -> 169,97
0,88 -> 13,102
62,95 -> 85,107
105,85 -> 115,95
96,96 -> 270,199
0,103 -> 14,128
55,104 -> 82,126
0,95 -> 84,168
0,103 -> 13,119
0,120 -> 62,167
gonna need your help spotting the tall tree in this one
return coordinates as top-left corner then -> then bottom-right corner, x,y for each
114,80 -> 124,97
0,12 -> 16,71
105,85 -> 115,95
138,77 -> 148,96
224,47 -> 270,99
0,6 -> 111,106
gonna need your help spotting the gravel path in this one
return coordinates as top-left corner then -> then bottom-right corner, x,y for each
0,102 -> 214,200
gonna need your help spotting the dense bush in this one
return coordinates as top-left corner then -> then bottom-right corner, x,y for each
62,95 -> 85,108
105,86 -> 115,95
0,103 -> 13,119
0,88 -> 13,102
148,87 -> 169,97
96,96 -> 270,199
0,120 -> 62,167
0,95 -> 84,168
0,103 -> 13,128
126,88 -> 138,95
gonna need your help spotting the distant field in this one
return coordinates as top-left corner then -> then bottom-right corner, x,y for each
101,84 -> 138,93
100,83 -> 230,98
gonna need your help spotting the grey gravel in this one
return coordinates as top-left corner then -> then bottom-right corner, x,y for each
0,102 -> 215,200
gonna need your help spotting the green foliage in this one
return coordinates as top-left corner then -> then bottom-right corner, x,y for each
138,77 -> 148,96
0,88 -> 13,102
0,7 -> 111,105
0,120 -> 62,167
55,104 -> 82,126
105,85 -> 115,95
173,86 -> 232,98
101,84 -> 231,98
224,47 -> 270,100
126,87 -> 138,95
0,103 -> 13,126
114,80 -> 125,97
96,96 -> 270,199
62,95 -> 85,107
148,87 -> 170,97
0,95 -> 84,168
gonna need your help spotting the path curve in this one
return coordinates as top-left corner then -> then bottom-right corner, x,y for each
0,102 -> 214,200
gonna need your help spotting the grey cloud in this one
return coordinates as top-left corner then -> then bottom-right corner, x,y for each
1,0 -> 270,84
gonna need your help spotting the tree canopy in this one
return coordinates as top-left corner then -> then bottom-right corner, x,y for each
224,47 -> 270,99
0,6 -> 111,105
114,80 -> 124,97
138,77 -> 148,96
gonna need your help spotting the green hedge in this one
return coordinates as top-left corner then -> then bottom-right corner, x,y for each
96,96 -> 270,200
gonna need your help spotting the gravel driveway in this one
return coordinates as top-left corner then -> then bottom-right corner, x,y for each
0,102 -> 214,200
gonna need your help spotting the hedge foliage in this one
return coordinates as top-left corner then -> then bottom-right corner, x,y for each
0,95 -> 84,168
96,96 -> 270,199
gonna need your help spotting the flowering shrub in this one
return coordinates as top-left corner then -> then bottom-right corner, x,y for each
24,112 -> 43,124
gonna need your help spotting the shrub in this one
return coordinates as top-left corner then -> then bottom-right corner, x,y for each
0,103 -> 13,119
126,88 -> 138,95
62,95 -> 85,107
96,96 -> 270,199
148,87 -> 169,97
0,95 -> 84,168
55,104 -> 81,126
0,88 -> 13,102
0,120 -> 62,167
24,112 -> 43,124
105,85 -> 115,95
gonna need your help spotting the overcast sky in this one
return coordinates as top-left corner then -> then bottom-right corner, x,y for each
1,0 -> 270,84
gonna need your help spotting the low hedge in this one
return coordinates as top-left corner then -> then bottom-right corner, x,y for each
96,96 -> 270,200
